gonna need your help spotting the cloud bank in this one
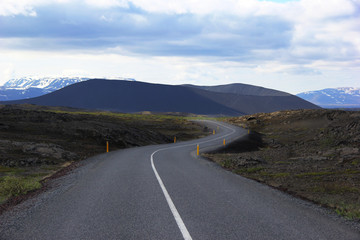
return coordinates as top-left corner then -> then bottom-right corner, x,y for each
0,0 -> 359,92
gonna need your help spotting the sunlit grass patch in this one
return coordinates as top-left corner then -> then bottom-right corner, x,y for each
0,175 -> 42,200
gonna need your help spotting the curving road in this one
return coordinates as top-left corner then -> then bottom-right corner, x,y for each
0,121 -> 359,239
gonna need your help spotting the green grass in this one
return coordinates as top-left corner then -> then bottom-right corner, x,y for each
323,199 -> 360,220
46,109 -> 187,121
311,185 -> 359,194
344,169 -> 360,174
0,175 -> 42,199
259,172 -> 290,178
221,159 -> 235,169
0,165 -> 48,203
236,167 -> 264,174
46,108 -> 223,121
351,160 -> 359,166
335,203 -> 360,220
0,165 -> 24,174
295,171 -> 335,178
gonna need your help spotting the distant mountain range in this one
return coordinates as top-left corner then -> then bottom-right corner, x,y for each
1,79 -> 319,116
297,87 -> 360,108
0,77 -> 135,101
0,77 -> 89,101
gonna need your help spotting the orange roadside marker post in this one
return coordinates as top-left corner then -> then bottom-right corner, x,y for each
197,144 -> 199,156
223,139 -> 225,146
174,136 -> 176,143
106,141 -> 109,153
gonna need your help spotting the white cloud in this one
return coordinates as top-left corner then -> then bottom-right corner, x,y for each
298,0 -> 356,20
0,63 -> 15,86
61,68 -> 90,77
0,0 -> 359,93
0,0 -> 129,16
0,0 -> 38,16
129,0 -> 262,15
84,0 -> 128,8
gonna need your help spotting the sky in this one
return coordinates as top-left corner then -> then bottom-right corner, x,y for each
0,0 -> 359,94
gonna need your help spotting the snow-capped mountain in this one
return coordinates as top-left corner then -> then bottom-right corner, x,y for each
297,87 -> 360,108
0,77 -> 136,101
0,77 -> 90,101
2,77 -> 89,91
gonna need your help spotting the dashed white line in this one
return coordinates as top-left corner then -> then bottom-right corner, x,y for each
150,120 -> 238,240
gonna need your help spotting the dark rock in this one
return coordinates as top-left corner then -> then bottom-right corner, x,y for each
236,156 -> 266,167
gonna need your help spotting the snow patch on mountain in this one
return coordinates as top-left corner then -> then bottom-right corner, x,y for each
297,87 -> 360,108
2,77 -> 90,91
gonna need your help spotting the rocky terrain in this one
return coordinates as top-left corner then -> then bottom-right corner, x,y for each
0,104 -> 208,167
0,104 -> 208,206
205,109 -> 360,221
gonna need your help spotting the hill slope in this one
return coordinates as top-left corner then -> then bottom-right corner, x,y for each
2,79 -> 320,115
185,83 -> 291,96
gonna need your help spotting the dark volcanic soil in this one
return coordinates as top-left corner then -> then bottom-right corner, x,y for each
0,104 -> 207,168
205,109 -> 360,221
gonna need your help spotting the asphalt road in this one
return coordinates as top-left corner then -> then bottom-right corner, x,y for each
0,120 -> 359,240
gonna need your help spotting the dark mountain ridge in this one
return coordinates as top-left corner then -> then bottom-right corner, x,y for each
1,79 -> 320,116
184,83 -> 291,96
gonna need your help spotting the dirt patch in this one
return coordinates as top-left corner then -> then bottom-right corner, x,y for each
205,109 -> 360,221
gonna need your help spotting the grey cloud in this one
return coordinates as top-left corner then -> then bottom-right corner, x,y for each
0,3 -> 294,60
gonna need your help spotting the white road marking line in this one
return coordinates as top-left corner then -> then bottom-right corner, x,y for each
151,151 -> 193,240
150,120 -> 239,240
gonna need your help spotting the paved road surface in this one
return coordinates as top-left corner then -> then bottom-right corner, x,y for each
0,120 -> 359,239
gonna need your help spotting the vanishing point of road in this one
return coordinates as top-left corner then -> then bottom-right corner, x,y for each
0,121 -> 359,239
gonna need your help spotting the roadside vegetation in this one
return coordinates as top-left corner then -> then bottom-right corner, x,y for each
0,104 -> 210,207
205,109 -> 360,221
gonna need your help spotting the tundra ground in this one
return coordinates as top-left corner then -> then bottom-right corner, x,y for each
205,109 -> 360,221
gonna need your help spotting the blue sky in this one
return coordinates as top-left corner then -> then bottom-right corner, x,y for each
0,0 -> 359,94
